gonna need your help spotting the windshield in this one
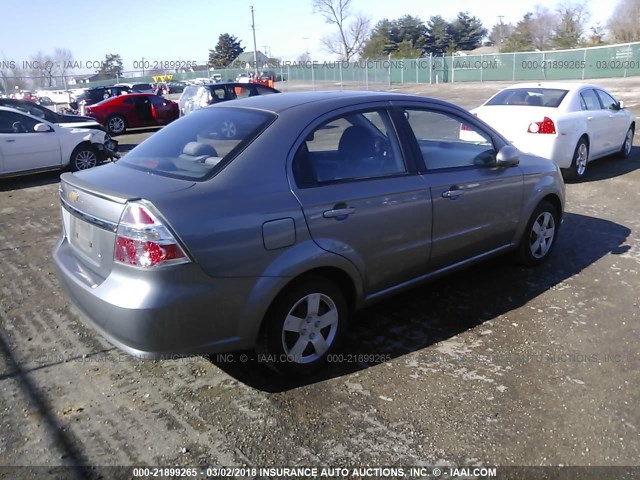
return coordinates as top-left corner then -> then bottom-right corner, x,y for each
486,88 -> 569,108
118,107 -> 275,180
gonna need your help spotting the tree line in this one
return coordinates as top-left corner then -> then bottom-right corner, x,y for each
313,0 -> 640,60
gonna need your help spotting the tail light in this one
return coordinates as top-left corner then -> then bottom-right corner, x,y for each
528,117 -> 556,134
114,202 -> 190,268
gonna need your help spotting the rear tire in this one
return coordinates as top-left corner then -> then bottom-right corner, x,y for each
516,201 -> 559,266
70,144 -> 99,171
618,126 -> 634,159
258,276 -> 348,376
562,137 -> 589,182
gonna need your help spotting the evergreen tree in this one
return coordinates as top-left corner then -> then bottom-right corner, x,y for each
361,19 -> 396,57
448,12 -> 487,51
502,13 -> 536,52
208,34 -> 244,68
96,54 -> 123,79
425,15 -> 450,55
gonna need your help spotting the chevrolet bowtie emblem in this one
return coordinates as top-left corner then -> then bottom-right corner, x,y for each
68,190 -> 80,203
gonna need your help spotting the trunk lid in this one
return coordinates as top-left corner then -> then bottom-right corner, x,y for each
59,163 -> 195,280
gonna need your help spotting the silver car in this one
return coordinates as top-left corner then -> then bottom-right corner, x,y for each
53,91 -> 565,375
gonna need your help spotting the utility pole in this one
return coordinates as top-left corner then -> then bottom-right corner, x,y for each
250,6 -> 259,76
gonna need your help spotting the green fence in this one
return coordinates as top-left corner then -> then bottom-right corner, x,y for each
10,41 -> 640,92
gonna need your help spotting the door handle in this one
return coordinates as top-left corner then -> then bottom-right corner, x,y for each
323,207 -> 355,219
587,116 -> 593,121
442,187 -> 464,199
5,139 -> 16,142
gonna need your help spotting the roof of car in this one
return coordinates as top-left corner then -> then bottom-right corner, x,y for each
505,82 -> 602,90
0,105 -> 52,120
213,90 -> 449,114
191,82 -> 274,88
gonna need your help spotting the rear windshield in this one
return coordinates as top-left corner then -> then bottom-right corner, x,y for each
133,83 -> 152,90
486,88 -> 568,108
117,107 -> 275,180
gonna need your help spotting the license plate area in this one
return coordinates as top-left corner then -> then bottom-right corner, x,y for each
71,216 -> 95,256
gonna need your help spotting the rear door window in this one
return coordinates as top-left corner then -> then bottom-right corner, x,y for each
118,108 -> 275,180
580,89 -> 601,110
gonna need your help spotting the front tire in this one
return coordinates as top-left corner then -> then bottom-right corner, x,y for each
516,201 -> 559,266
70,144 -> 99,171
562,138 -> 589,182
618,126 -> 634,158
106,115 -> 127,135
259,276 -> 348,376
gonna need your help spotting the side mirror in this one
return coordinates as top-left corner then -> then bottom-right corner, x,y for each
34,123 -> 52,133
496,145 -> 520,167
618,101 -> 625,109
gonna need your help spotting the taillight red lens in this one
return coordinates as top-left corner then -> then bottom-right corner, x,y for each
114,203 -> 189,268
528,117 -> 556,134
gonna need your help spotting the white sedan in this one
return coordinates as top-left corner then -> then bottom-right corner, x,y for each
465,82 -> 635,181
0,106 -> 117,178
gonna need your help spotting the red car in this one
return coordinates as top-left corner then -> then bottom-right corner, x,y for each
85,93 -> 179,135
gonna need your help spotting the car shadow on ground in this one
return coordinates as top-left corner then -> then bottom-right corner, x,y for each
210,211 -> 631,391
577,146 -> 640,183
0,170 -> 61,192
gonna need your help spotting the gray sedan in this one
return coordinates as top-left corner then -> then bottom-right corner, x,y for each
53,91 -> 565,375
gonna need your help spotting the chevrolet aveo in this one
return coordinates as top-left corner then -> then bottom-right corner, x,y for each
53,91 -> 565,375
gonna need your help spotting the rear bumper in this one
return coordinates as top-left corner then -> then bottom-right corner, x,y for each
53,236 -> 266,359
510,135 -> 574,169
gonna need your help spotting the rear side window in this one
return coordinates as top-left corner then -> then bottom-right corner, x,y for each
293,109 -> 406,187
580,89 -> 601,110
118,107 -> 275,180
486,88 -> 568,108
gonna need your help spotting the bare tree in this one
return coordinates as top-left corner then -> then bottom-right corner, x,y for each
312,0 -> 371,61
29,51 -> 55,88
488,21 -> 514,51
297,52 -> 312,63
53,48 -> 74,80
553,1 -> 590,49
529,5 -> 558,50
0,63 -> 26,91
607,0 -> 640,42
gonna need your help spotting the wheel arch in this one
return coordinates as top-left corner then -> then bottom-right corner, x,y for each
66,140 -> 98,169
254,266 -> 359,346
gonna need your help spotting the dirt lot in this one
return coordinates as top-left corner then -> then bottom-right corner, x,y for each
1,78 -> 639,477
